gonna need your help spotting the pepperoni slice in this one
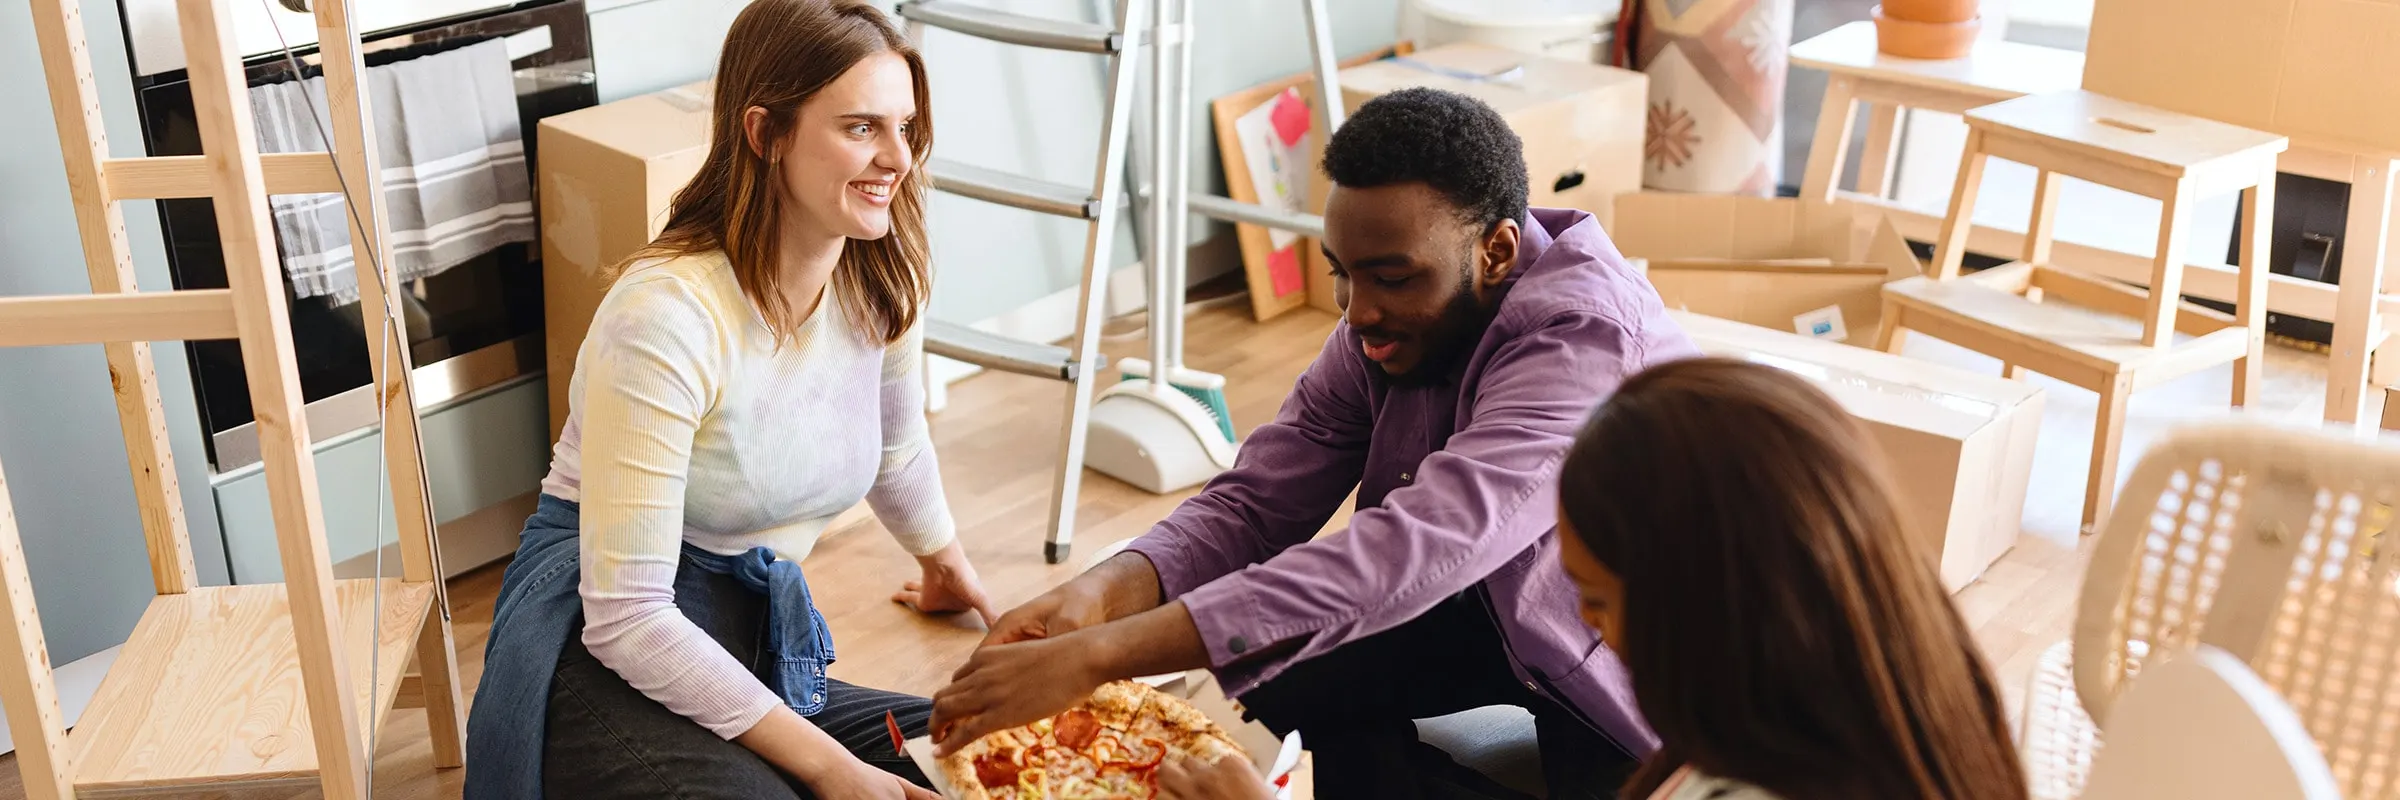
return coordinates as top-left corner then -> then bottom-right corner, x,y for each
1052,709 -> 1103,750
973,752 -> 1021,789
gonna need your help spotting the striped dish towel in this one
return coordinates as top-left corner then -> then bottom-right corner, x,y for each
249,37 -> 533,305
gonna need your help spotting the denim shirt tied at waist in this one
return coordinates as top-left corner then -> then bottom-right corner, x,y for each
462,494 -> 835,800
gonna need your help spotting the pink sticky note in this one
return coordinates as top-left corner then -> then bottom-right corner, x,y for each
1269,245 -> 1303,297
1268,88 -> 1312,148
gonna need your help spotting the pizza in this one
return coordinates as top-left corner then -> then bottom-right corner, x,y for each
938,680 -> 1245,799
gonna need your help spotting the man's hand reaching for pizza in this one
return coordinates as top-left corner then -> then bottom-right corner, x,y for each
1158,753 -> 1277,800
930,599 -> 1214,756
980,551 -> 1167,647
928,633 -> 1103,756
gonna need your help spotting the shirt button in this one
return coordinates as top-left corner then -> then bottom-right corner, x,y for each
1228,636 -> 1249,654
812,692 -> 825,704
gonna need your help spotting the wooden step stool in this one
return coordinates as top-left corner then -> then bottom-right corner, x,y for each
1875,89 -> 2288,533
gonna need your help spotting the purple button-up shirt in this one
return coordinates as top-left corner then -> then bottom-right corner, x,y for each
1126,207 -> 1696,756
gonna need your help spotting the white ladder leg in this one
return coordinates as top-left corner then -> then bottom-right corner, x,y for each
903,15 -> 945,418
1164,0 -> 1195,370
1301,0 -> 1344,133
1043,0 -> 1150,564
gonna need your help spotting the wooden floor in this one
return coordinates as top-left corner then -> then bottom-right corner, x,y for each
0,298 -> 2349,799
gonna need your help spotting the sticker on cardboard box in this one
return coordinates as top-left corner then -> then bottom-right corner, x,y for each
1792,305 -> 1847,342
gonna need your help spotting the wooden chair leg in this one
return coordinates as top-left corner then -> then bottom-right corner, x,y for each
2233,162 -> 2276,408
416,607 -> 467,768
2024,169 -> 2064,267
0,466 -> 78,800
1858,103 -> 1902,200
1874,301 -> 1907,353
2327,158 -> 2393,425
2085,375 -> 2134,535
2142,182 -> 2195,348
1800,75 -> 1860,203
1933,129 -> 1991,281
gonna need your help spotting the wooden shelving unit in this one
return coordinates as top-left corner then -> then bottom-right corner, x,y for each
0,0 -> 465,795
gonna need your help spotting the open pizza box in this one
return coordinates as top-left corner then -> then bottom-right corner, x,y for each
905,670 -> 1310,798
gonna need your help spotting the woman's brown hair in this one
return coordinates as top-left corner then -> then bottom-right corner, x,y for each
613,0 -> 932,345
1561,357 -> 2027,800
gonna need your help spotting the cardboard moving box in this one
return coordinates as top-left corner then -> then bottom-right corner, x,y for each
1672,311 -> 2045,592
537,80 -> 717,441
1616,193 -> 1923,344
1334,43 -> 1647,229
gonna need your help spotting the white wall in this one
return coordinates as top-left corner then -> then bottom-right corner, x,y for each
0,0 -> 231,667
587,0 -> 1403,326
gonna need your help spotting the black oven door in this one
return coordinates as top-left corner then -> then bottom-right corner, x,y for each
132,0 -> 597,471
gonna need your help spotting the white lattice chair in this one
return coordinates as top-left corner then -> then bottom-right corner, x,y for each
2079,645 -> 2341,800
2020,421 -> 2400,799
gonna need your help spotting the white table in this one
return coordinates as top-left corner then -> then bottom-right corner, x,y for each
1794,21 -> 2085,204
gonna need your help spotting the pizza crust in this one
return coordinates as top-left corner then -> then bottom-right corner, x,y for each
937,737 -> 998,800
1085,681 -> 1148,730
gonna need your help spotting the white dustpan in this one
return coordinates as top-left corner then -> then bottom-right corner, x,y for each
1085,379 -> 1236,494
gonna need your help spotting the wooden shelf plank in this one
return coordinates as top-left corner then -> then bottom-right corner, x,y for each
1844,190 -> 2400,323
67,579 -> 435,793
0,291 -> 239,348
100,153 -> 341,200
1886,275 -> 2253,388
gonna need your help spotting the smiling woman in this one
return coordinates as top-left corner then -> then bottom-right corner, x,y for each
462,2 -> 993,800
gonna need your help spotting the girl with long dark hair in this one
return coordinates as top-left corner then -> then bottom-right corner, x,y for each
1554,357 -> 2027,799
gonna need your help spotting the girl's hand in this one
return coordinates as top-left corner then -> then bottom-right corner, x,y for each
739,707 -> 939,799
895,540 -> 998,626
803,756 -> 941,800
1157,752 -> 1278,800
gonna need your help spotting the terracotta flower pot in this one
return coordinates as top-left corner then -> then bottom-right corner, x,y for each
1873,6 -> 1981,59
1881,0 -> 1979,23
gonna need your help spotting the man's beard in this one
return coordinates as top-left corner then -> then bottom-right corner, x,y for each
1375,266 -> 1492,387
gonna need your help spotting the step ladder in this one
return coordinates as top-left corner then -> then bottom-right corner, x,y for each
906,0 -> 1346,563
902,0 -> 1146,565
0,0 -> 464,795
1163,0 -> 1345,243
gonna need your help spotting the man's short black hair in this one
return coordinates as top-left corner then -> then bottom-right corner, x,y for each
1321,86 -> 1529,231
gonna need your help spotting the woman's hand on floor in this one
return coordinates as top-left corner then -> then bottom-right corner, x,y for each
1157,752 -> 1277,800
895,540 -> 998,626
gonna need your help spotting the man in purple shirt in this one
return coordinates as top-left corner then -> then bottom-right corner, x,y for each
931,88 -> 1698,798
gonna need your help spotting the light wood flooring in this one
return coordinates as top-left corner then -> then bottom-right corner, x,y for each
0,299 -> 2355,799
